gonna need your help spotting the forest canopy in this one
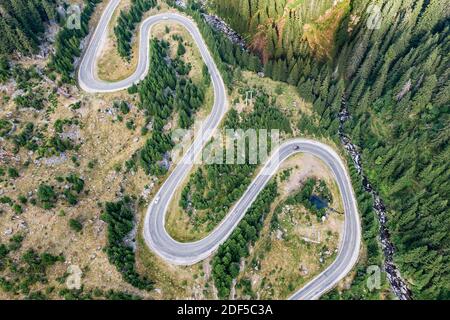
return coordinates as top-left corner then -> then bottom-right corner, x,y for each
208,0 -> 450,299
0,0 -> 56,56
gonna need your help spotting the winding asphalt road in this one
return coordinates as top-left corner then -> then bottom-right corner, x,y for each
78,0 -> 361,300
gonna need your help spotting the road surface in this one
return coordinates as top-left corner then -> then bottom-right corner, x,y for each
78,0 -> 361,300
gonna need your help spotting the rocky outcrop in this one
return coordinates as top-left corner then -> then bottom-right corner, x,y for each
201,13 -> 247,49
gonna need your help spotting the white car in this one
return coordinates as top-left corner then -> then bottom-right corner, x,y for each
154,196 -> 160,204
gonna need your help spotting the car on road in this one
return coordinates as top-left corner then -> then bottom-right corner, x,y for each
78,4 -> 361,300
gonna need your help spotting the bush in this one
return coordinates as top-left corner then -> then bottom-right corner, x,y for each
119,101 -> 130,114
69,218 -> 83,232
0,196 -> 13,205
12,204 -> 23,214
7,167 -> 19,179
177,42 -> 186,56
18,195 -> 27,204
37,184 -> 57,209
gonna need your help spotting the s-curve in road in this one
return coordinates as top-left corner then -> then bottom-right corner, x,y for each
78,0 -> 361,300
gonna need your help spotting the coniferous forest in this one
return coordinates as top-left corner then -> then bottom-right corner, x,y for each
0,0 -> 448,301
114,0 -> 157,59
0,0 -> 56,56
209,0 -> 449,299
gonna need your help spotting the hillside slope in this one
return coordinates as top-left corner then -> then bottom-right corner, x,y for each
209,0 -> 449,299
0,0 -> 56,57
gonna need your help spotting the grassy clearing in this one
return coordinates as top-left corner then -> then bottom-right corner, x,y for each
240,70 -> 312,117
96,0 -> 134,82
302,0 -> 351,59
0,81 -> 152,298
164,163 -> 210,242
234,153 -> 344,299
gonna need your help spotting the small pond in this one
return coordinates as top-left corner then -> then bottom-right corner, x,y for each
309,195 -> 328,210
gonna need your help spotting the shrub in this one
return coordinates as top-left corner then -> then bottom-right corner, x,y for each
69,218 -> 83,232
7,167 -> 19,179
37,184 -> 57,209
